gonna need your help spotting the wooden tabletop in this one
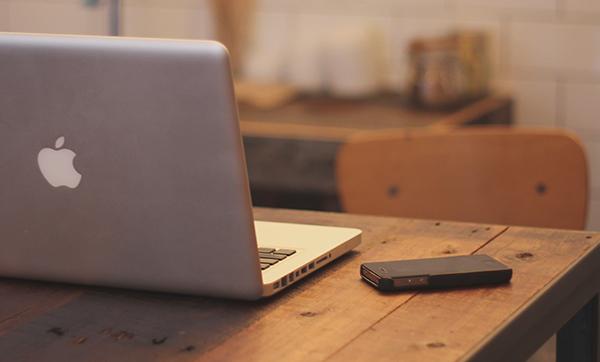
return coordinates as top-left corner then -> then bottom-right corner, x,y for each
1,208 -> 598,361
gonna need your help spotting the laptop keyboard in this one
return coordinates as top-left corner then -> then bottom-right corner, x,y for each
258,247 -> 296,270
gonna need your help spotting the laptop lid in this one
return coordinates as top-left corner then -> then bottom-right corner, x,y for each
0,34 -> 263,299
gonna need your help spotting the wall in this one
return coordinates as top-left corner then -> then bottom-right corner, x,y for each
0,0 -> 598,230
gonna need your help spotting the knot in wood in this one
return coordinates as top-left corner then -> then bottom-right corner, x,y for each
441,247 -> 457,254
426,342 -> 446,348
516,252 -> 534,260
181,345 -> 196,352
47,327 -> 66,337
152,337 -> 168,345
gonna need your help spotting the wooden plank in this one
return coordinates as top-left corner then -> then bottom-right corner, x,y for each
0,289 -> 267,362
0,280 -> 81,335
197,212 -> 505,361
0,209 -> 505,362
328,227 -> 600,362
336,128 -> 588,229
468,231 -> 600,361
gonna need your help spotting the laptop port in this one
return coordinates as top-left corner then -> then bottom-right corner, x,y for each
308,262 -> 315,270
316,255 -> 328,265
274,281 -> 280,289
295,270 -> 300,277
301,266 -> 307,274
281,277 -> 288,287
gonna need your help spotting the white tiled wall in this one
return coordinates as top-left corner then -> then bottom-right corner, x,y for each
0,1 -> 8,31
3,0 -> 109,35
122,0 -> 213,39
565,82 -> 600,131
566,0 -> 600,14
495,79 -> 559,127
0,0 -> 599,229
455,0 -> 556,10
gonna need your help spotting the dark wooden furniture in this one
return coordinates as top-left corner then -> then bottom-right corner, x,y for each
0,208 -> 598,361
240,95 -> 513,211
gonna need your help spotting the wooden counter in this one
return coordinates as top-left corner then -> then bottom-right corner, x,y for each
240,96 -> 513,210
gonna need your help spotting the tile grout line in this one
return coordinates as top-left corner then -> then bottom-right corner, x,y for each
556,77 -> 566,128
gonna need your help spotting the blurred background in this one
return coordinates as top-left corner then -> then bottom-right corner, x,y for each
1,0 -> 598,232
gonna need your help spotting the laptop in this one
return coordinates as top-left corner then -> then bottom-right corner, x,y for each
0,33 -> 361,300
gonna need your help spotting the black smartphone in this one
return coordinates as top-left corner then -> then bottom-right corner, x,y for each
360,254 -> 512,292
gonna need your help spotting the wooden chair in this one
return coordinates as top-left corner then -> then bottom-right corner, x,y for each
336,127 -> 588,230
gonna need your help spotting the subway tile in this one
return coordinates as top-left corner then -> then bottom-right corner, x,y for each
565,0 -> 600,13
285,0 -> 392,16
0,1 -> 8,31
283,13 -> 391,92
493,79 -> 558,126
455,4 -> 558,24
122,4 -> 214,39
386,0 -> 450,16
577,136 -> 600,231
125,0 -> 211,9
8,0 -> 109,35
508,22 -> 600,73
385,61 -> 408,92
456,0 -> 557,11
508,22 -> 560,70
565,82 -> 600,131
279,0 -> 450,17
255,0 -> 298,13
581,138 -> 600,191
587,198 -> 600,231
553,24 -> 600,73
243,11 -> 293,83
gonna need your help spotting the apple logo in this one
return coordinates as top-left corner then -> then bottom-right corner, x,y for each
37,136 -> 82,188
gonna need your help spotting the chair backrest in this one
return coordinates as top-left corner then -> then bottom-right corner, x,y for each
336,128 -> 588,230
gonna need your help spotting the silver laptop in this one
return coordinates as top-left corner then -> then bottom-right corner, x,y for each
0,33 -> 361,300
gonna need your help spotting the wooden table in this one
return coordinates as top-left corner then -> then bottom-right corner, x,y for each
1,208 -> 597,361
240,96 -> 513,211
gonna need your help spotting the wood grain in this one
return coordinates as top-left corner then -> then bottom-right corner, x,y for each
198,211 -> 505,361
0,208 -> 597,362
241,96 -> 512,210
329,228 -> 600,362
0,280 -> 81,335
0,209 -> 504,362
337,127 -> 588,229
239,96 -> 512,141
